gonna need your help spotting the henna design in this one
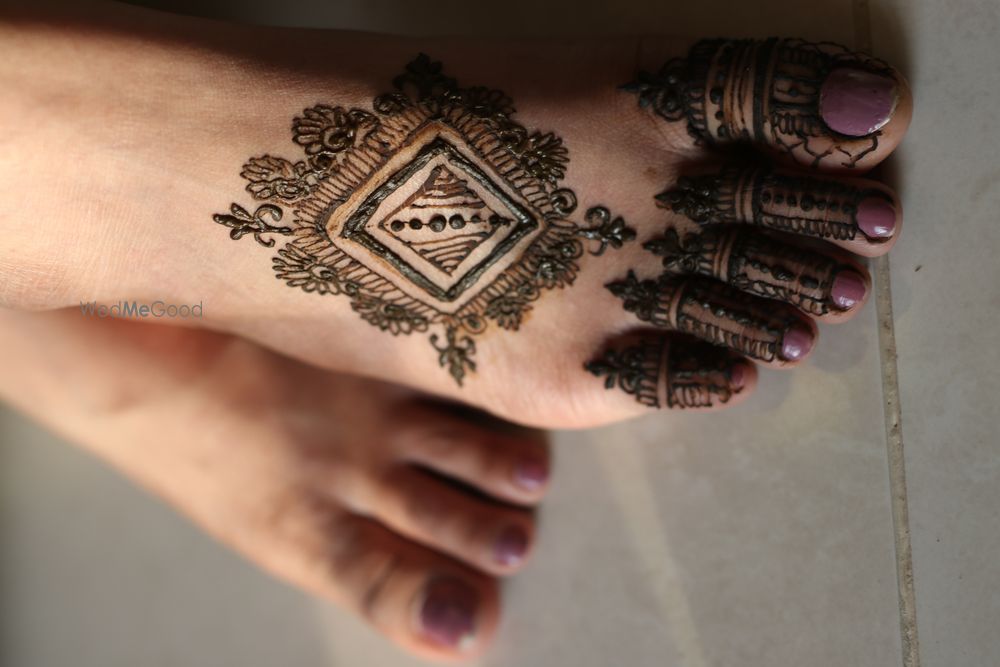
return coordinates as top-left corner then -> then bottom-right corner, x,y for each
625,39 -> 897,169
656,165 -> 894,243
212,203 -> 292,248
241,156 -> 319,202
585,336 -> 739,409
272,246 -> 356,296
646,227 -> 856,316
210,55 -> 635,385
430,326 -> 476,386
606,272 -> 799,362
293,106 -> 381,170
576,206 -> 638,256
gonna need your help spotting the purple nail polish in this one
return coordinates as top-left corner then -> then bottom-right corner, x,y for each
831,270 -> 867,310
819,68 -> 898,137
729,363 -> 747,390
513,459 -> 548,491
494,526 -> 529,567
419,577 -> 478,649
856,197 -> 897,238
781,326 -> 814,362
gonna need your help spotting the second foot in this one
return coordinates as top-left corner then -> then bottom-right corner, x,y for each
0,310 -> 551,661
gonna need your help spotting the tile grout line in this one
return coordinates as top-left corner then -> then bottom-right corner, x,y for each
852,2 -> 921,665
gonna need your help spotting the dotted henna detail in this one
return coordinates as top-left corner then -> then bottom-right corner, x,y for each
656,165 -> 894,243
645,227 -> 854,316
210,54 -> 636,386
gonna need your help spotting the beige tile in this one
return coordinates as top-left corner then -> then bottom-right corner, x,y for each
495,323 -> 903,666
871,1 -> 1000,664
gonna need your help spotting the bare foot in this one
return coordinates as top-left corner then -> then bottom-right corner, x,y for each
0,3 -> 911,427
0,309 -> 550,661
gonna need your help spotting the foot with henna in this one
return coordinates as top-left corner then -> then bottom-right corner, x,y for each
0,2 -> 911,427
0,1 -> 913,659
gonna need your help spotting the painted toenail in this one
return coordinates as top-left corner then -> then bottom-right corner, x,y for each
513,459 -> 548,491
781,326 -> 814,362
729,362 -> 748,391
494,525 -> 529,567
819,68 -> 898,137
856,197 -> 897,238
831,270 -> 868,310
419,576 -> 478,650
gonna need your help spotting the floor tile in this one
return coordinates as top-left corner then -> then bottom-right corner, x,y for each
871,1 -> 1000,664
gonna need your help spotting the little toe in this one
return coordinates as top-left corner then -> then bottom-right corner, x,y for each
356,467 -> 536,576
657,164 -> 901,256
318,513 -> 499,661
628,38 -> 912,172
585,333 -> 756,410
390,408 -> 551,505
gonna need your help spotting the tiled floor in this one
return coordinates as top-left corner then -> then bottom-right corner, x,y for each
1,1 -> 996,665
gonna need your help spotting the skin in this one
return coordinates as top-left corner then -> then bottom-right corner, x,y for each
0,1 -> 911,428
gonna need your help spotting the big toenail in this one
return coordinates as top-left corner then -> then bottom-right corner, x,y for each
819,68 -> 898,136
494,526 -> 529,567
513,459 -> 548,491
856,197 -> 897,238
831,270 -> 868,310
419,577 -> 478,650
781,326 -> 814,362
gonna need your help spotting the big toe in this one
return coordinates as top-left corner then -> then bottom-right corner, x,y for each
321,514 -> 500,661
632,37 -> 912,172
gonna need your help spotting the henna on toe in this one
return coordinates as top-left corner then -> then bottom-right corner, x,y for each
657,165 -> 899,251
644,227 -> 870,317
585,335 -> 752,409
624,38 -> 912,171
606,272 -> 815,365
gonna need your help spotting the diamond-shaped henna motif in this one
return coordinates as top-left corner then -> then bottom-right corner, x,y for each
212,54 -> 635,385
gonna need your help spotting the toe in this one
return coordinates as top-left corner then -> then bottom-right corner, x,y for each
644,225 -> 872,321
585,333 -> 756,410
355,467 -> 536,576
628,38 -> 912,172
390,408 -> 551,505
657,164 -> 901,256
318,513 -> 499,661
607,272 -> 818,367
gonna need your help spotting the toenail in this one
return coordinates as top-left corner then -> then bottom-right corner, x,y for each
419,576 -> 478,650
513,459 -> 548,491
856,197 -> 897,238
781,325 -> 814,362
819,68 -> 898,137
729,362 -> 749,391
494,525 -> 529,567
831,270 -> 868,310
